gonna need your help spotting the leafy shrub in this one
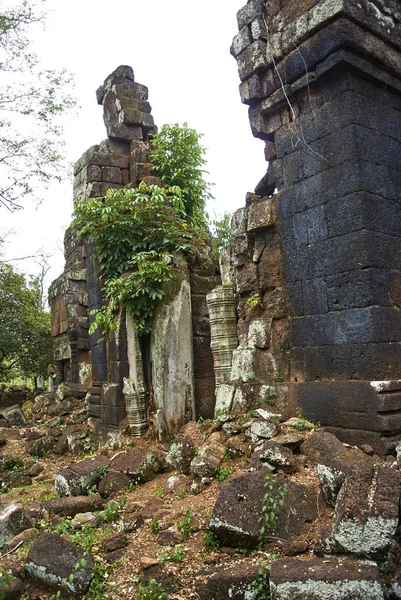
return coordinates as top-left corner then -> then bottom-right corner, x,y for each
177,507 -> 196,537
136,578 -> 168,600
150,122 -> 213,231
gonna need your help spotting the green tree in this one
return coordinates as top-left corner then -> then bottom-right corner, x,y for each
72,183 -> 196,336
0,261 -> 53,380
150,122 -> 213,231
0,0 -> 75,212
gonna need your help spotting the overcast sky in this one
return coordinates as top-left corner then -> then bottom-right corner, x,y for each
1,0 -> 266,291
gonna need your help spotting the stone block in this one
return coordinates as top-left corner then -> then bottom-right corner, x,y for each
195,561 -> 259,600
269,557 -> 385,600
166,436 -> 195,475
230,26 -> 252,58
101,382 -> 126,427
325,464 -> 401,559
208,470 -> 321,548
190,432 -> 225,479
54,456 -> 110,497
301,431 -> 376,506
237,0 -> 264,29
248,196 -> 276,231
0,503 -> 32,549
26,532 -> 94,594
111,448 -> 162,483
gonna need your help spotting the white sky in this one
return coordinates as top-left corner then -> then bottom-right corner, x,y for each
1,0 -> 266,291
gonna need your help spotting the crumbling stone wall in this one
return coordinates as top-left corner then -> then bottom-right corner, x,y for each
231,0 -> 401,454
50,66 -> 217,437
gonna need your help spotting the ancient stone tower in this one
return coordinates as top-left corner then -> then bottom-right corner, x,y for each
229,0 -> 401,454
49,67 -> 219,440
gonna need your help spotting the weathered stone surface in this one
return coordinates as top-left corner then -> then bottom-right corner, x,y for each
55,382 -> 87,401
301,432 -> 376,506
124,316 -> 148,435
195,561 -> 259,600
269,557 -> 385,600
150,256 -> 195,435
2,405 -> 26,428
40,496 -> 104,517
111,448 -> 162,483
191,432 -> 226,479
26,532 -> 94,594
101,533 -> 128,553
325,464 -> 401,559
207,286 -> 238,386
120,513 -> 144,534
246,419 -> 280,443
270,432 -> 305,450
253,441 -> 297,474
166,436 -> 195,474
208,469 -> 320,548
98,470 -> 131,498
54,456 -> 110,497
28,435 -> 56,457
3,527 -> 39,553
0,503 -> 32,549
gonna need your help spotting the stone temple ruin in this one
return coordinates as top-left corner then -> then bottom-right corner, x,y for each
50,0 -> 401,456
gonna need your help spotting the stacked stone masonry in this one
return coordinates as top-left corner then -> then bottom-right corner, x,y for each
231,0 -> 401,454
49,66 -> 217,437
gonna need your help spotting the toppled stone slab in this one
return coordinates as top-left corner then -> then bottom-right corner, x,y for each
98,470 -> 131,497
195,561 -> 259,599
25,532 -> 94,594
191,432 -> 226,479
324,464 -> 401,559
270,432 -> 305,450
0,503 -> 32,549
301,431 -> 376,506
208,469 -> 321,548
1,405 -> 27,428
252,441 -> 297,474
245,419 -> 280,443
269,557 -> 385,600
40,495 -> 104,517
55,456 -> 110,496
166,436 -> 196,474
111,448 -> 162,483
55,382 -> 87,401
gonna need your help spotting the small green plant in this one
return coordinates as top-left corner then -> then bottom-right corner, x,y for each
293,418 -> 320,431
272,372 -> 284,383
258,475 -> 288,547
245,293 -> 263,310
215,465 -> 234,482
203,531 -> 220,552
177,507 -> 196,537
161,544 -> 185,563
148,515 -> 161,534
98,498 -> 126,525
86,559 -> 113,600
177,485 -> 186,500
252,554 -> 281,600
136,578 -> 168,600
155,487 -> 164,499
0,567 -> 14,600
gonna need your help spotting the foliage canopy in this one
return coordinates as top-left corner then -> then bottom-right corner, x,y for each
150,122 -> 213,230
72,183 -> 197,337
0,261 -> 53,380
0,0 -> 75,211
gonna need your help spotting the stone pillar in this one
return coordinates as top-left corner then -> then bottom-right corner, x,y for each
150,254 -> 195,436
125,314 -> 148,435
232,0 -> 401,454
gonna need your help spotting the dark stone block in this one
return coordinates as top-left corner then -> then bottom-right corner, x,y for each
302,278 -> 328,315
292,306 -> 401,347
101,383 -> 126,427
269,557 -> 384,600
